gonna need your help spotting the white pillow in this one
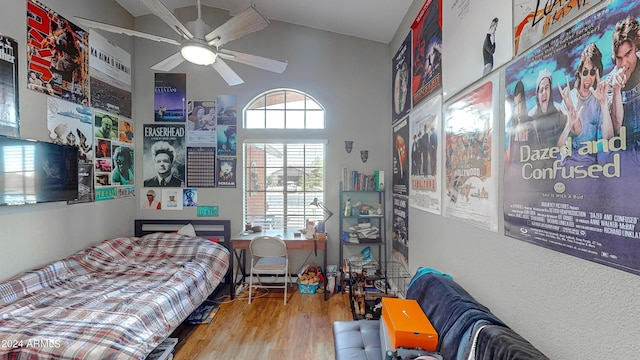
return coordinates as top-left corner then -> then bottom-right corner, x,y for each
177,223 -> 197,237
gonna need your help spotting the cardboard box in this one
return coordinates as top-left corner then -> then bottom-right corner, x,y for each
381,297 -> 438,351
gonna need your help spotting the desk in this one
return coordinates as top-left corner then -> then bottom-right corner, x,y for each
231,229 -> 328,301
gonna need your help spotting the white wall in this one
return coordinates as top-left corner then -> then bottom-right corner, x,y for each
131,5 -> 392,272
391,1 -> 640,359
0,0 -> 136,281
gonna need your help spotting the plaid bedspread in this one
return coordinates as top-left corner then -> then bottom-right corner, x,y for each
0,232 -> 230,359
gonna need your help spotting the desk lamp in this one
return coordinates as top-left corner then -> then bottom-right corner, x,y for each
309,197 -> 333,222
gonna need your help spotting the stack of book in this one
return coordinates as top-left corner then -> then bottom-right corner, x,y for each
146,338 -> 178,360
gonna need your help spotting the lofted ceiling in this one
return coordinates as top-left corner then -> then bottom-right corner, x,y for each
114,0 -> 413,44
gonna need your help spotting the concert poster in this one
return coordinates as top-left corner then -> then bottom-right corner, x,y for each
154,73 -> 186,122
89,31 -> 132,119
411,0 -> 442,106
409,94 -> 442,215
392,116 -> 410,196
0,34 -> 19,137
27,0 -> 89,105
442,0 -> 512,99
443,74 -> 499,232
513,0 -> 602,56
392,32 -> 412,124
504,0 -> 640,276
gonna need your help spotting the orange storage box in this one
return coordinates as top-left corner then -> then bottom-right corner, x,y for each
381,297 -> 438,351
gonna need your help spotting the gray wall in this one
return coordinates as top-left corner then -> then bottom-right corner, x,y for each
391,1 -> 640,359
0,0 -> 136,281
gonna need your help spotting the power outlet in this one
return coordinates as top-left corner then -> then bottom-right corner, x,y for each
235,283 -> 248,295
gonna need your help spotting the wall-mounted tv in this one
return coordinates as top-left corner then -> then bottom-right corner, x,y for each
0,135 -> 78,206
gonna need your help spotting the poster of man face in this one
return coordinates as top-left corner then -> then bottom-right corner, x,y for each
143,124 -> 185,188
513,0 -> 602,56
27,0 -> 88,105
393,32 -> 412,123
444,74 -> 499,232
154,73 -> 186,122
442,0 -> 512,99
504,0 -> 640,276
0,35 -> 19,137
411,0 -> 442,106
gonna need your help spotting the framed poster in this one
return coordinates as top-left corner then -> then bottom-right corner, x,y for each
513,0 -> 602,56
504,0 -> 640,276
444,74 -> 500,232
442,0 -> 513,99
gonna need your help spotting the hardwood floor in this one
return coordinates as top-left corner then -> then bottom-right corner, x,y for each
171,285 -> 353,360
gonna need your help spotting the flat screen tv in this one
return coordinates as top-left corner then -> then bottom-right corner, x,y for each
0,135 -> 78,206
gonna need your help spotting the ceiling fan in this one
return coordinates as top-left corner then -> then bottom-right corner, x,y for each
75,0 -> 287,86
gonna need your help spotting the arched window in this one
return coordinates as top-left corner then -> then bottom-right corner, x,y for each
243,89 -> 327,231
244,88 -> 325,129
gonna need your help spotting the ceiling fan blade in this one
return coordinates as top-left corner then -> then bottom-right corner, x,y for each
75,16 -> 180,45
218,49 -> 287,74
205,5 -> 269,47
138,0 -> 193,39
151,51 -> 185,71
212,58 -> 244,86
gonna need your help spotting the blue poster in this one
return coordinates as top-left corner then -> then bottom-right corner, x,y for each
504,0 -> 640,276
154,73 -> 186,122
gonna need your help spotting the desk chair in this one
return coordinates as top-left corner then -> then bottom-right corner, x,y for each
248,236 -> 290,305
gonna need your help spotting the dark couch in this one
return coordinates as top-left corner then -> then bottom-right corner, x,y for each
333,268 -> 549,360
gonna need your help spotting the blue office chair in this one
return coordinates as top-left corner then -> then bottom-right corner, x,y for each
248,236 -> 290,305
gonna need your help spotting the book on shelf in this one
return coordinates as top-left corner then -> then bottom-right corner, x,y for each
341,167 -> 382,191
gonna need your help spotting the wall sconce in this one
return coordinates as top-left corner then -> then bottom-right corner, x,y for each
345,140 -> 353,153
360,150 -> 369,163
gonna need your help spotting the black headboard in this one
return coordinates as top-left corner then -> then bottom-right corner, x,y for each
134,219 -> 234,299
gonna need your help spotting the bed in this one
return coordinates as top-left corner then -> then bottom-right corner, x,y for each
0,219 -> 231,359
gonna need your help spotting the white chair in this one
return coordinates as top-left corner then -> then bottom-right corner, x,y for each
248,236 -> 290,305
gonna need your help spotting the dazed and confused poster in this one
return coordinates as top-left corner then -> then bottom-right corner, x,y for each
444,74 -> 499,232
505,0 -> 640,275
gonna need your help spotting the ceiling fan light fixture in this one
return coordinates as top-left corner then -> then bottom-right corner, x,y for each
181,40 -> 216,66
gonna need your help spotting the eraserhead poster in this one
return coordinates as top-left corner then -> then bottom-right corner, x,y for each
504,0 -> 640,275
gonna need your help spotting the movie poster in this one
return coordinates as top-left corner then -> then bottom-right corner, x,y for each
216,156 -> 236,188
443,0 -> 512,99
504,0 -> 640,276
46,96 -> 94,202
143,124 -> 185,188
187,100 -> 217,143
89,31 -> 132,119
409,94 -> 442,214
513,0 -> 602,56
444,74 -> 499,232
27,0 -> 89,105
216,94 -> 237,125
217,125 -> 237,156
154,73 -> 186,122
411,0 -> 442,106
392,194 -> 409,270
0,34 -> 19,137
393,32 -> 412,123
392,116 -> 410,196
